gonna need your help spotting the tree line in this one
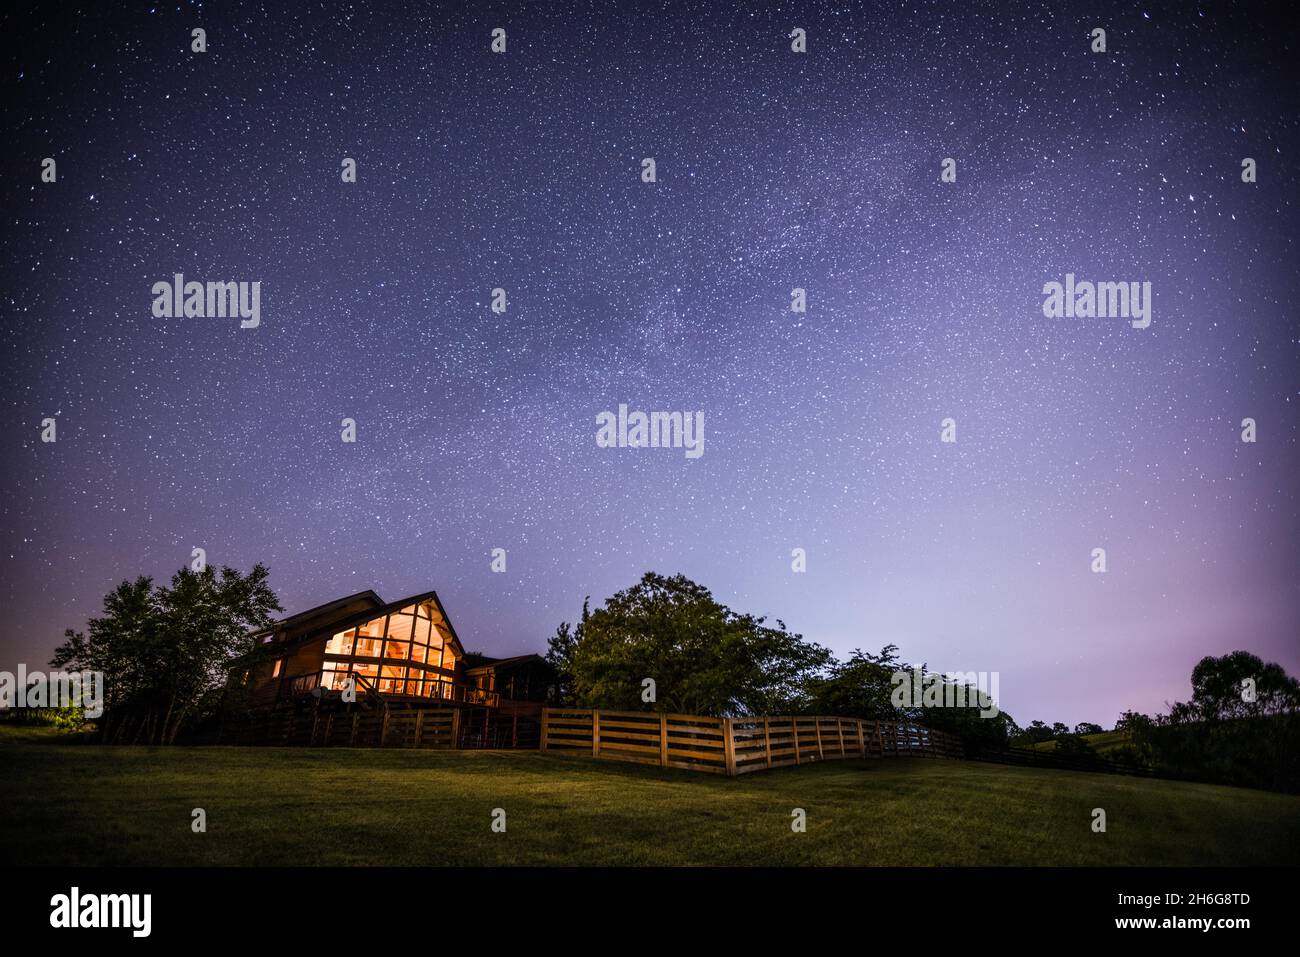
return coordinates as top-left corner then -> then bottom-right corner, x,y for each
543,572 -> 1299,788
31,565 -> 1300,790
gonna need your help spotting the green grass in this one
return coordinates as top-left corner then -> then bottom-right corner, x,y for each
3,726 -> 1296,866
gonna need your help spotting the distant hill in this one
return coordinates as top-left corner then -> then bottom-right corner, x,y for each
1026,729 -> 1133,754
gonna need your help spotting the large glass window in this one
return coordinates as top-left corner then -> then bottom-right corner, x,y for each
382,610 -> 415,663
378,662 -> 407,694
353,617 -> 386,657
321,666 -> 352,691
433,624 -> 452,669
316,602 -> 460,697
410,614 -> 432,665
325,627 -> 358,655
351,662 -> 379,684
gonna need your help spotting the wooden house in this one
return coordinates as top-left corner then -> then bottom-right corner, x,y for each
232,588 -> 557,747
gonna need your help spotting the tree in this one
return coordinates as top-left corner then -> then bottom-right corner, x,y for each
1074,722 -> 1104,735
544,600 -> 588,706
1014,720 -> 1057,746
552,572 -> 831,715
802,645 -> 908,719
1054,733 -> 1096,757
1113,657 -> 1300,791
52,563 -> 281,744
1188,651 -> 1300,721
1114,710 -> 1151,732
800,645 -> 1017,752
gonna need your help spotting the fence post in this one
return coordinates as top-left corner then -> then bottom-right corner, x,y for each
723,717 -> 737,777
592,709 -> 600,759
814,717 -> 824,760
836,719 -> 846,758
792,717 -> 801,765
414,710 -> 424,748
324,714 -> 333,746
659,712 -> 668,768
763,716 -> 772,769
540,708 -> 549,752
451,708 -> 462,750
350,713 -> 359,747
856,719 -> 865,757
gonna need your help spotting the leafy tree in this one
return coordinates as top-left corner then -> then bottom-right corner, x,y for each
1074,722 -> 1104,735
799,645 -> 1017,751
553,572 -> 831,715
1054,733 -> 1096,757
1188,651 -> 1300,720
802,645 -> 908,719
916,698 -> 1018,755
52,563 -> 281,744
1114,710 -> 1150,732
1113,655 -> 1300,791
544,600 -> 588,706
1014,720 -> 1057,746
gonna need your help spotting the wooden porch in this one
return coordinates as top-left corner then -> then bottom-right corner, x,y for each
282,670 -> 501,709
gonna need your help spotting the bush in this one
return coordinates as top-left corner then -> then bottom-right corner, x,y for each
1129,713 -> 1300,792
4,706 -> 86,731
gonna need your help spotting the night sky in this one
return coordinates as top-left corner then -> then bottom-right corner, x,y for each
2,1 -> 1297,728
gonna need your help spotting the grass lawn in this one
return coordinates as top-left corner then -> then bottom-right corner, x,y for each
3,726 -> 1296,866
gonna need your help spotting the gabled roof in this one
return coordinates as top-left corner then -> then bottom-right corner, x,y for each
252,589 -> 384,639
462,653 -> 549,674
255,588 -> 469,659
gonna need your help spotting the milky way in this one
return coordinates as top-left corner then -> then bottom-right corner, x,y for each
2,0 -> 1297,726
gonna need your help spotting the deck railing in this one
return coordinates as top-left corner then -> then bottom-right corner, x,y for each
282,671 -> 498,708
286,672 -> 320,696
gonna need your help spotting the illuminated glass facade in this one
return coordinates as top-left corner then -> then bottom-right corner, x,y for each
319,600 -> 467,700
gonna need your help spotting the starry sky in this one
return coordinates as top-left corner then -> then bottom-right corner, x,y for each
2,1 -> 1297,728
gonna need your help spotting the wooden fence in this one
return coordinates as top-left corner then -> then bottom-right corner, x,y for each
213,708 -> 459,749
969,742 -> 1153,777
540,708 -> 962,776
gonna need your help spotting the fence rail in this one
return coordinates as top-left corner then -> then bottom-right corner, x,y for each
213,707 -> 460,749
541,708 -> 961,776
968,743 -> 1153,777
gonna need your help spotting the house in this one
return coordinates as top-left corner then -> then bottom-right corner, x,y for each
462,653 -> 559,704
232,587 -> 557,747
